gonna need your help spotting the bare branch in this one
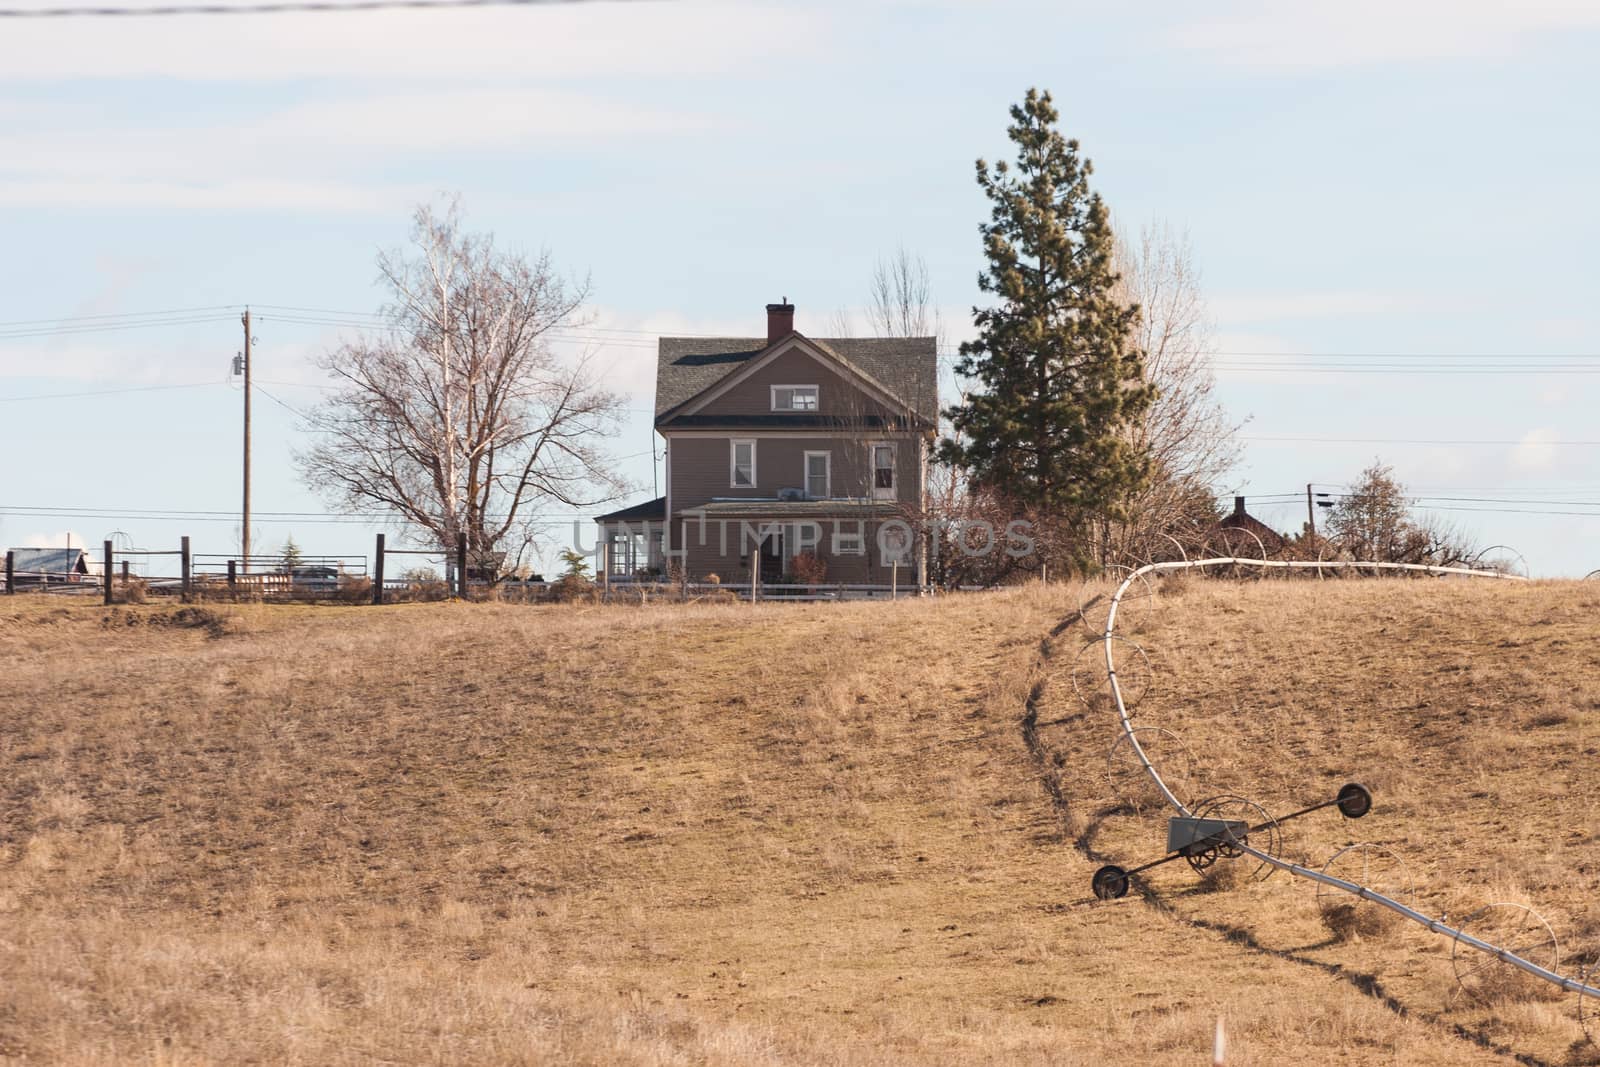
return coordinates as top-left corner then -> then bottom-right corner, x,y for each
297,199 -> 629,577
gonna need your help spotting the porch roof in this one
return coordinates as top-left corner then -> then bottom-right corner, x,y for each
678,499 -> 903,520
594,496 -> 666,524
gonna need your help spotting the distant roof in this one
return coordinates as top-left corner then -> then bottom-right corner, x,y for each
1215,511 -> 1287,551
655,335 -> 939,426
8,547 -> 89,574
594,496 -> 667,524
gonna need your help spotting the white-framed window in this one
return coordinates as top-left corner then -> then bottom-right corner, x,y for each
832,520 -> 865,556
803,451 -> 831,499
878,521 -> 913,568
870,442 -> 897,500
771,385 -> 819,412
730,438 -> 757,488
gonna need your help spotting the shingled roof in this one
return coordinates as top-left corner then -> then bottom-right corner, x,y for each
655,335 -> 939,427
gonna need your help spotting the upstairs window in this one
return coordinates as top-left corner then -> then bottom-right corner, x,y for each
730,439 -> 757,488
771,385 -> 819,412
871,443 -> 896,499
804,451 -> 831,499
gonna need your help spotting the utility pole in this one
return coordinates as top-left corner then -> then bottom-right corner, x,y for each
242,307 -> 252,572
1306,483 -> 1316,542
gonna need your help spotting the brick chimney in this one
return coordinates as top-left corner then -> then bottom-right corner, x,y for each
1233,495 -> 1246,517
766,298 -> 794,343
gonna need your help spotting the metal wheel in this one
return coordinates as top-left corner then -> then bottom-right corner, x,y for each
1450,903 -> 1560,1005
1579,954 -> 1600,1045
1202,528 -> 1268,581
1070,635 -> 1154,716
1092,864 -> 1130,901
1107,727 -> 1196,811
1471,544 -> 1528,578
1186,795 -> 1281,883
1585,569 -> 1600,582
1336,783 -> 1373,819
1315,843 -> 1414,938
1078,565 -> 1155,634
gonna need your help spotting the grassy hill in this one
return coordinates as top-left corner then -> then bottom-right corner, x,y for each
2,578 -> 1597,1065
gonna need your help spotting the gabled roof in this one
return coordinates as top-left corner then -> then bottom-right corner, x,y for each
655,334 -> 939,427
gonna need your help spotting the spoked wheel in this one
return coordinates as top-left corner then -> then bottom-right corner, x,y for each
1092,864 -> 1131,901
1070,635 -> 1154,717
1186,795 -> 1282,883
1203,528 -> 1268,582
1078,565 -> 1155,635
1472,544 -> 1529,578
1450,903 -> 1561,1006
1315,843 -> 1413,939
1315,542 -> 1354,580
1106,727 -> 1197,812
1579,954 -> 1600,1045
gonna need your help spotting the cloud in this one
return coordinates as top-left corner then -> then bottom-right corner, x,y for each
1510,427 -> 1560,472
0,2 -> 825,82
1210,290 -> 1444,325
1170,0 -> 1600,71
0,86 -> 723,209
250,88 -> 724,151
0,177 -> 420,212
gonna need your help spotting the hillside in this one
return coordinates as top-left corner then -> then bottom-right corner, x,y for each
2,579 -> 1597,1065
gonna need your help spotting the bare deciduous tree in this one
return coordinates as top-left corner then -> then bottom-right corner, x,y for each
1324,459 -> 1478,566
298,200 -> 627,577
1103,221 -> 1243,563
868,246 -> 941,341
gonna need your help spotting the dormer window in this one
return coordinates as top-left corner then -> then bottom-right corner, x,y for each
771,385 -> 819,412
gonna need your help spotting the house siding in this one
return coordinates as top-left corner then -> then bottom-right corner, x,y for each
666,432 -> 921,513
670,515 -> 915,585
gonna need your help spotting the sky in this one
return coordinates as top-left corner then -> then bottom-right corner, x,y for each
3,0 -> 1599,577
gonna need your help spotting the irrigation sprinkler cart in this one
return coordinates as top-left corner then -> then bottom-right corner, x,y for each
1092,783 -> 1372,900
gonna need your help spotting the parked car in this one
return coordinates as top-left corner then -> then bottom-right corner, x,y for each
290,565 -> 339,589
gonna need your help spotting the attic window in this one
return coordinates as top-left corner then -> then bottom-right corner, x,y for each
771,385 -> 819,412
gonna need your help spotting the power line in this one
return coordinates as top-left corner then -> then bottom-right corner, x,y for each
1245,434 -> 1600,446
0,0 -> 635,17
0,313 -> 238,341
0,304 -> 240,328
0,381 -> 221,402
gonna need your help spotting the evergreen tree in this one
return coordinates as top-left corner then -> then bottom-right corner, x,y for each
279,535 -> 304,573
940,89 -> 1154,523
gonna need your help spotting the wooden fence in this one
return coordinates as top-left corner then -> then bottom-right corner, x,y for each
3,535 -> 937,605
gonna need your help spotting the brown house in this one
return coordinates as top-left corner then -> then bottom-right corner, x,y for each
595,301 -> 938,586
1213,495 -> 1287,555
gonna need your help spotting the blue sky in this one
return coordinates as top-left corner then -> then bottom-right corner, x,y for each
3,0 -> 1599,576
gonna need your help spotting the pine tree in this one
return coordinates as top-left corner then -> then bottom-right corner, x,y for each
279,535 -> 304,574
940,89 -> 1155,523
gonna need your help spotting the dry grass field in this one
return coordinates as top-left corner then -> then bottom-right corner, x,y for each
2,576 -> 1598,1065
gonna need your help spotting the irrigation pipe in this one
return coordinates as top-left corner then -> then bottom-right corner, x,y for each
1099,558 -> 1600,999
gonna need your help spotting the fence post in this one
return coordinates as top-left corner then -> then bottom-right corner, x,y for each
181,536 -> 191,599
228,559 -> 237,588
104,540 -> 113,606
372,534 -> 385,605
122,559 -> 130,584
456,531 -> 468,599
4,550 -> 12,595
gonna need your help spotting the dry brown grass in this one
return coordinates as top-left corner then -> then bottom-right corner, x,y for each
1,578 -> 1597,1064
